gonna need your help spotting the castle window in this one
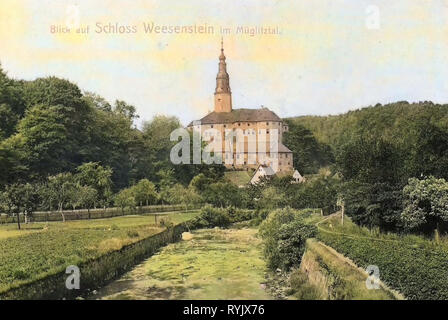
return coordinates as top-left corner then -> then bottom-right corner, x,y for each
211,125 -> 214,128
238,123 -> 241,126
267,130 -> 270,134
266,122 -> 269,125
223,124 -> 226,128
247,123 -> 250,126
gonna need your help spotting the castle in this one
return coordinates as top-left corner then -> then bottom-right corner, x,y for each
188,41 -> 293,173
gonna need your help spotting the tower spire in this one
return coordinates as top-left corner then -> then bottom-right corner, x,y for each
214,38 -> 232,113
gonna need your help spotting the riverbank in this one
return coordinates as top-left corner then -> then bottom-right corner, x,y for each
93,228 -> 274,300
0,211 -> 199,299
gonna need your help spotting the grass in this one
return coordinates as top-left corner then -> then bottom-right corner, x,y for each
94,227 -> 273,300
224,170 -> 253,186
292,239 -> 397,300
0,211 -> 199,293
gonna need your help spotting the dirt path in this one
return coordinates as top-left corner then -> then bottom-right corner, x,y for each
92,228 -> 274,300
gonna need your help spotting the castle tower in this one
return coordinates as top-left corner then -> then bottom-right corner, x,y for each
214,39 -> 232,113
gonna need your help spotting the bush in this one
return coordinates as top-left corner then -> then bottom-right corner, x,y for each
259,207 -> 317,271
188,205 -> 230,229
318,230 -> 448,300
402,176 -> 448,234
277,221 -> 317,270
226,206 -> 257,223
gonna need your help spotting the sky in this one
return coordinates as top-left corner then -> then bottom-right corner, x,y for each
1,0 -> 448,126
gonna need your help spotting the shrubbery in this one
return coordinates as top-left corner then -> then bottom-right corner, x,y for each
402,176 -> 448,234
187,206 -> 262,229
188,206 -> 231,229
318,230 -> 448,300
259,208 -> 317,271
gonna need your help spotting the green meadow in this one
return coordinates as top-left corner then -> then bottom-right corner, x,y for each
0,211 -> 199,293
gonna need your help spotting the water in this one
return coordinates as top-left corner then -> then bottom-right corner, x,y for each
92,228 -> 273,300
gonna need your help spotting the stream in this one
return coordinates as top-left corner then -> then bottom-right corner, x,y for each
92,227 -> 274,300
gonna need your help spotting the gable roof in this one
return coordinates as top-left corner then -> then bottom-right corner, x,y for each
250,164 -> 276,185
293,170 -> 303,179
189,107 -> 282,126
278,143 -> 293,153
257,164 -> 276,175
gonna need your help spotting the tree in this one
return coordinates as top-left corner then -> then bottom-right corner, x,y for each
132,179 -> 158,207
0,142 -> 25,186
83,91 -> 112,112
75,162 -> 113,207
15,104 -> 71,176
183,186 -> 203,211
283,120 -> 334,174
202,182 -> 242,208
405,119 -> 448,180
159,184 -> 201,210
114,188 -> 136,215
141,115 -> 181,184
336,136 -> 403,185
257,186 -> 286,210
67,184 -> 98,214
78,186 -> 98,219
402,176 -> 448,234
19,77 -> 91,175
0,183 -> 39,229
47,173 -> 75,222
83,108 -> 136,190
189,173 -> 213,192
20,183 -> 40,224
0,65 -> 26,140
0,184 -> 22,229
161,183 -> 187,205
68,184 -> 83,211
114,99 -> 139,121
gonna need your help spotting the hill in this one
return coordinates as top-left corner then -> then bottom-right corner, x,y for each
224,170 -> 253,187
286,101 -> 448,149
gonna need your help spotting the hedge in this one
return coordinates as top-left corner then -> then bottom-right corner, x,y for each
318,230 -> 448,300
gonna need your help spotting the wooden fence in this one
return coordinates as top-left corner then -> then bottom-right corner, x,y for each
0,204 -> 200,224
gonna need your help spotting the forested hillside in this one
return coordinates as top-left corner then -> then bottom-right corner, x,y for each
288,101 -> 448,149
287,101 -> 448,233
